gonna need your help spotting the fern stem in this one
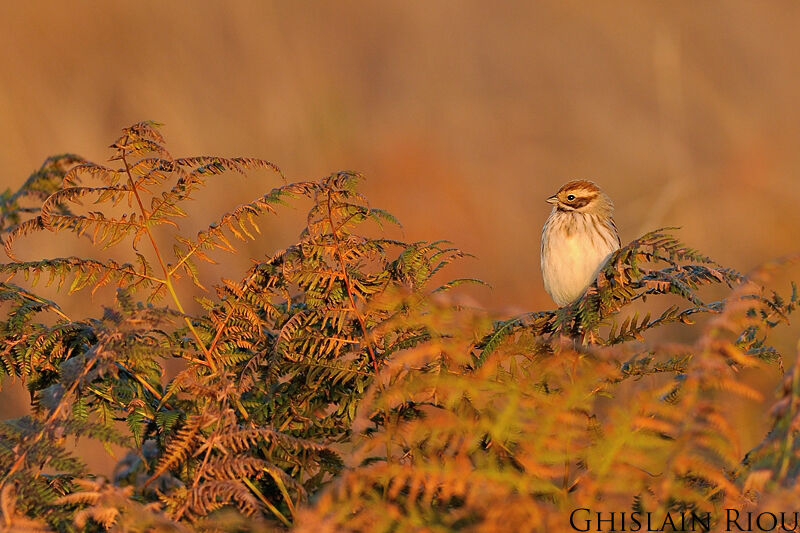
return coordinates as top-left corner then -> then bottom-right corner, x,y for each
164,278 -> 215,370
116,362 -> 171,408
271,474 -> 296,517
167,230 -> 219,276
120,147 -> 217,373
325,190 -> 381,377
24,292 -> 71,322
242,476 -> 292,527
206,270 -> 260,362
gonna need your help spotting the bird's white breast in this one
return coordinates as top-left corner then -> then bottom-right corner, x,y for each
541,213 -> 618,307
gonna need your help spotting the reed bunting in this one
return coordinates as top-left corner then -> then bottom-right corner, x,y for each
540,180 -> 621,307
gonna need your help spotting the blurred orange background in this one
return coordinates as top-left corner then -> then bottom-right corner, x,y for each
2,1 -> 800,466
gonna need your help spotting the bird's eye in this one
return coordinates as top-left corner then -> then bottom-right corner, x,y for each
567,194 -> 575,201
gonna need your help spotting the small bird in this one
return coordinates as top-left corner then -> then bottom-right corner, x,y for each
540,180 -> 621,307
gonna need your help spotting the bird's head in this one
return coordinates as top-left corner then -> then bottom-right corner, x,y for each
546,180 -> 614,215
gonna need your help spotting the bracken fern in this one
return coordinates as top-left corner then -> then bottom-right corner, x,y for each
0,122 -> 798,532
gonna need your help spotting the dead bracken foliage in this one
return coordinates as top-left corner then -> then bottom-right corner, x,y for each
0,122 -> 798,532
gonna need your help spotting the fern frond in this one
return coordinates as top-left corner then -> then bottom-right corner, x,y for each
0,257 -> 163,296
184,480 -> 262,518
148,414 -> 208,485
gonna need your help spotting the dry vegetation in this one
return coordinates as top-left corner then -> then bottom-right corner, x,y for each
0,123 -> 798,532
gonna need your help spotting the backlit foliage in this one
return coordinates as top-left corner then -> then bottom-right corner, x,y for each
0,122 -> 798,531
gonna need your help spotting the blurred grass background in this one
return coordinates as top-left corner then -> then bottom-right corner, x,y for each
2,1 -> 799,470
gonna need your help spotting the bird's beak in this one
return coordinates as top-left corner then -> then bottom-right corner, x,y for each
546,195 -> 558,205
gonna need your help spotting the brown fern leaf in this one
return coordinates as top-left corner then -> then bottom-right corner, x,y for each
0,257 -> 163,296
168,184 -> 306,272
175,156 -> 284,180
110,121 -> 171,161
40,186 -> 129,225
184,480 -> 261,519
203,426 -> 329,456
3,154 -> 85,207
147,414 -> 209,487
201,456 -> 304,496
62,162 -> 123,188
3,217 -> 46,261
